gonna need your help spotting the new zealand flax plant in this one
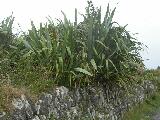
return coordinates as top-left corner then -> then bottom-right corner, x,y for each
15,0 -> 144,87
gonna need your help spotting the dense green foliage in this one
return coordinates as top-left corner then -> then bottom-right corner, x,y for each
0,1 -> 144,88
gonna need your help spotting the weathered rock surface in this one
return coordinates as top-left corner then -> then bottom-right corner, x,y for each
0,112 -> 7,120
0,81 -> 156,120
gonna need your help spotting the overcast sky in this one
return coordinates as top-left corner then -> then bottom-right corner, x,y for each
0,0 -> 160,69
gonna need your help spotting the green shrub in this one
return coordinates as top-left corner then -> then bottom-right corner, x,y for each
0,14 -> 14,50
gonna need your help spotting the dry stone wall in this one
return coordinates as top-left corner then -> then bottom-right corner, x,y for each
0,80 -> 156,120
